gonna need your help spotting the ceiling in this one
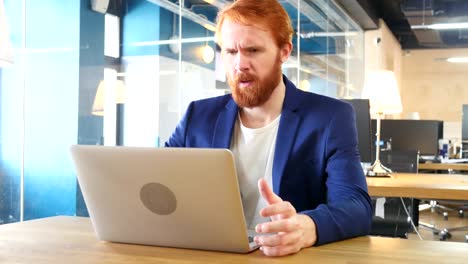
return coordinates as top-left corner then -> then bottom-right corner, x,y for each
142,0 -> 468,50
348,0 -> 468,50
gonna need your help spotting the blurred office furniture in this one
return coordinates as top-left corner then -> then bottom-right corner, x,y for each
418,162 -> 468,239
462,141 -> 468,159
462,105 -> 468,158
426,176 -> 468,241
418,162 -> 468,240
370,119 -> 443,158
343,98 -> 418,237
362,70 -> 403,177
380,150 -> 419,174
366,172 -> 468,241
428,104 -> 468,240
342,99 -> 372,163
430,203 -> 468,241
419,162 -> 468,172
369,150 -> 419,238
367,173 -> 468,201
419,160 -> 468,228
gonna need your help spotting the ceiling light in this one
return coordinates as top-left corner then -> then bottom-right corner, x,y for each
202,45 -> 215,64
299,79 -> 311,91
411,22 -> 468,30
300,31 -> 358,38
447,57 -> 468,63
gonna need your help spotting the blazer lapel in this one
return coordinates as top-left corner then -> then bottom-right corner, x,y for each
212,99 -> 238,148
273,76 -> 301,194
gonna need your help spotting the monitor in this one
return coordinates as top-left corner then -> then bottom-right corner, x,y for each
342,99 -> 373,163
371,119 -> 443,156
462,105 -> 468,140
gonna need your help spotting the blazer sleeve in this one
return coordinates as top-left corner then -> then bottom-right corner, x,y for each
301,103 -> 373,245
164,102 -> 194,147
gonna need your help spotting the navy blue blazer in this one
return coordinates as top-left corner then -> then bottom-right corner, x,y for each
165,75 -> 372,245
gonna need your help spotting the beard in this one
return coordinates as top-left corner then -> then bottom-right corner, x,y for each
227,55 -> 283,108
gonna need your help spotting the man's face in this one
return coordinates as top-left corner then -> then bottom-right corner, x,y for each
220,19 -> 289,108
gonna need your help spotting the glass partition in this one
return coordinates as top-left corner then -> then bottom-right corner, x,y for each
285,0 -> 364,97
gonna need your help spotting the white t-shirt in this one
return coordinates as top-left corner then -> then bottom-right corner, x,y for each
230,114 -> 280,229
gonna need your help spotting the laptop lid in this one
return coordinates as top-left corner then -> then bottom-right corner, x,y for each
70,145 -> 258,253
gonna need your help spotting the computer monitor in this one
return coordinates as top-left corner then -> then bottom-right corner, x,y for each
462,105 -> 468,140
342,99 -> 373,163
371,119 -> 443,157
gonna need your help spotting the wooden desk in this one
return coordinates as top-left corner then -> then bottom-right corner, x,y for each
419,162 -> 468,171
367,172 -> 468,200
1,216 -> 467,264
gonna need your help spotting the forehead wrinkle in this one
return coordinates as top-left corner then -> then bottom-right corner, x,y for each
232,37 -> 266,50
221,20 -> 270,49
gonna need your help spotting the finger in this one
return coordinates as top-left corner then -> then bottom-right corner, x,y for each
260,243 -> 302,257
255,218 -> 299,234
259,201 -> 296,218
258,178 -> 282,205
255,230 -> 302,247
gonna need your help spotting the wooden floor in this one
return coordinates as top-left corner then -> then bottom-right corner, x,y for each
407,202 -> 468,243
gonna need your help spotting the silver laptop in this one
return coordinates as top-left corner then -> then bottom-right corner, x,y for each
70,145 -> 259,253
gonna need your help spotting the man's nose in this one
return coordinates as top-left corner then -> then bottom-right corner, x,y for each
235,52 -> 250,72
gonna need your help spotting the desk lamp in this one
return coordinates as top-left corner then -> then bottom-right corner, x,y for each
362,70 -> 403,177
0,0 -> 14,67
92,79 -> 126,146
92,79 -> 126,116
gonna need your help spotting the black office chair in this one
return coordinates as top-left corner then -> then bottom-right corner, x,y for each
370,150 -> 420,238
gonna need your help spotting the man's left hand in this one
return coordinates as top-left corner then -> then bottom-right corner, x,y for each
254,178 -> 317,257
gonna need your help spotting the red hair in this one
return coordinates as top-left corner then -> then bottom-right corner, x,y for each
215,0 -> 294,48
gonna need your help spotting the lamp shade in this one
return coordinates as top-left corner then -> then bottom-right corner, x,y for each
362,70 -> 403,115
92,81 -> 106,116
0,0 -> 14,67
92,79 -> 126,116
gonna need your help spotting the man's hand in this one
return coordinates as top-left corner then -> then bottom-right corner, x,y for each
254,178 -> 317,257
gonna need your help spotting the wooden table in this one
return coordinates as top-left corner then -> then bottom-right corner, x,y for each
366,172 -> 468,200
1,216 -> 467,263
419,162 -> 468,172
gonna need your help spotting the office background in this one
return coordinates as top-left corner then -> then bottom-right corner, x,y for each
0,0 -> 467,225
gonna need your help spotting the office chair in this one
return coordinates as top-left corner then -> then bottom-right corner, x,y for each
418,163 -> 468,240
434,202 -> 468,241
370,198 -> 414,238
370,150 -> 420,238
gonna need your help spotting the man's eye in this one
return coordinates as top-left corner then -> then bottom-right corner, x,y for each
249,48 -> 258,53
225,50 -> 236,55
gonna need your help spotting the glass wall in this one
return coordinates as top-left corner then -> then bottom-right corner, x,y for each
282,0 -> 364,98
0,0 -> 364,223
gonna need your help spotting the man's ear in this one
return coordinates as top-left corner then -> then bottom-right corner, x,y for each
279,42 -> 293,63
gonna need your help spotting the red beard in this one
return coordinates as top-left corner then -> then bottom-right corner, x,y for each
228,55 -> 283,108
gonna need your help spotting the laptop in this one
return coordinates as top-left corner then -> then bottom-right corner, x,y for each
70,145 -> 259,253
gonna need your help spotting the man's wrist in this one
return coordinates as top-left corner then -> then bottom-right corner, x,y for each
298,214 -> 317,248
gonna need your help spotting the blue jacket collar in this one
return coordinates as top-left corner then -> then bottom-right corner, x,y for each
211,99 -> 238,149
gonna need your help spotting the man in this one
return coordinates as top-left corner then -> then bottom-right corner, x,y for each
165,0 -> 372,257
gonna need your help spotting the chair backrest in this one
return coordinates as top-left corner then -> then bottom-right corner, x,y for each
380,150 -> 419,173
370,150 -> 420,238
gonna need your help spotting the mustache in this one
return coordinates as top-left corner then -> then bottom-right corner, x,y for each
234,72 -> 256,83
